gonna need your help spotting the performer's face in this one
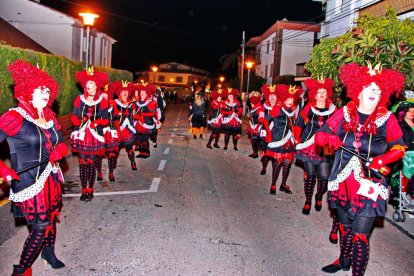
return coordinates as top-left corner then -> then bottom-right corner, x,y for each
406,108 -> 414,121
217,96 -> 222,102
315,88 -> 327,102
268,94 -> 277,105
140,90 -> 147,100
284,98 -> 294,108
227,94 -> 234,102
120,90 -> 129,101
358,82 -> 381,110
85,80 -> 97,97
32,86 -> 50,109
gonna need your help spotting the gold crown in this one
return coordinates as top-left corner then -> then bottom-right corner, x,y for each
366,61 -> 382,76
228,88 -> 233,92
289,85 -> 299,94
217,89 -> 222,94
268,84 -> 276,92
86,66 -> 95,75
121,80 -> 129,87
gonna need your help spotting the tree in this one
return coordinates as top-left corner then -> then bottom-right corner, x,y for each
305,8 -> 414,93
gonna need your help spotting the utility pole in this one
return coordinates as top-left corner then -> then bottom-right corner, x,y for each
240,31 -> 245,93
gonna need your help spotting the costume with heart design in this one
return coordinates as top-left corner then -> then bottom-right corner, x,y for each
315,63 -> 406,276
0,59 -> 68,275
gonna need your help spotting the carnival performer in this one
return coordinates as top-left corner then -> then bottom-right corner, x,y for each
150,88 -> 166,148
113,81 -> 137,172
0,59 -> 68,275
259,84 -> 278,175
206,89 -> 225,148
260,84 -> 302,195
221,88 -> 242,150
315,62 -> 405,275
294,77 -> 337,214
247,91 -> 263,158
71,67 -> 109,201
95,82 -> 118,182
133,83 -> 157,158
189,92 -> 207,139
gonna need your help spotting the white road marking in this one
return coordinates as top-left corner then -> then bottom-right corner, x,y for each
62,178 -> 161,197
149,177 -> 160,192
163,147 -> 170,154
158,160 -> 167,171
168,139 -> 173,144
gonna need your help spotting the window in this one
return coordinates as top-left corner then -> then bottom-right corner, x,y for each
265,65 -> 268,78
176,76 -> 183,83
272,37 -> 275,51
335,0 -> 343,15
267,40 -> 270,53
158,75 -> 165,82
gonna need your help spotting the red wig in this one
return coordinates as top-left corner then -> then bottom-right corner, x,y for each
261,84 -> 278,100
339,62 -> 405,105
249,91 -> 262,105
75,67 -> 109,99
277,84 -> 303,104
135,83 -> 156,99
211,89 -> 224,100
113,80 -> 133,98
7,59 -> 59,106
304,77 -> 334,102
223,88 -> 240,98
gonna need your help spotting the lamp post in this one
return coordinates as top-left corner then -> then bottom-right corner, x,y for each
151,66 -> 159,84
79,13 -> 99,69
245,61 -> 254,94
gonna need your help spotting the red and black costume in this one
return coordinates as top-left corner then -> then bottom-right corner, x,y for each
221,88 -> 242,150
316,63 -> 405,275
150,89 -> 166,148
71,68 -> 109,201
0,59 -> 68,275
260,84 -> 302,195
247,92 -> 263,158
206,90 -> 225,148
258,85 -> 277,175
113,81 -> 137,171
294,78 -> 337,215
133,83 -> 157,158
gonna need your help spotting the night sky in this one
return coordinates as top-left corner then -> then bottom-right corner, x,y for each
40,0 -> 323,76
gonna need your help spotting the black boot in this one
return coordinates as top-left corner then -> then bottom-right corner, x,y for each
260,156 -> 269,175
213,134 -> 220,148
321,255 -> 351,273
223,134 -> 230,150
206,134 -> 214,149
233,135 -> 238,151
279,162 -> 292,194
41,247 -> 65,269
12,265 -> 32,276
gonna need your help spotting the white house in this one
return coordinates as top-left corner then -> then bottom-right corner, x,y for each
0,0 -> 116,68
246,19 -> 320,84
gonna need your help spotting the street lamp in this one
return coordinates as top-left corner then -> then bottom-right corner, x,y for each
245,61 -> 254,94
151,66 -> 158,84
219,76 -> 225,83
79,12 -> 99,69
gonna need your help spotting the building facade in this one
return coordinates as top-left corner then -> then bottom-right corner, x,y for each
321,0 -> 414,39
246,19 -> 320,84
0,0 -> 116,68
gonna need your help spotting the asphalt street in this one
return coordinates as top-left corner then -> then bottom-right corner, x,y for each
0,103 -> 413,275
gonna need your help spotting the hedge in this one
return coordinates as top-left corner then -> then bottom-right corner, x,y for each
0,45 -> 133,116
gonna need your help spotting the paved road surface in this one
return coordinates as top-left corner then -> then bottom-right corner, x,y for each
0,103 -> 413,275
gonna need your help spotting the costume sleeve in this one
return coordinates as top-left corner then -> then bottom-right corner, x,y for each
71,96 -> 82,126
326,108 -> 345,134
386,113 -> 403,143
0,110 -> 23,139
